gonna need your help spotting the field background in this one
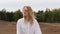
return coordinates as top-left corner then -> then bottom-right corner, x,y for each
0,20 -> 60,34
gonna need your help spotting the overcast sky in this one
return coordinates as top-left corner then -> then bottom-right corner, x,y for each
0,0 -> 60,12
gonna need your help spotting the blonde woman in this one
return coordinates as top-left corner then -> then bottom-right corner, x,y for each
16,6 -> 42,34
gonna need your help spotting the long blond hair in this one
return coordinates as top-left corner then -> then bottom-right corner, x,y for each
22,6 -> 35,26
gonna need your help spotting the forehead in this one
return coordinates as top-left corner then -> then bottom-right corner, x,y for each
23,6 -> 31,9
22,6 -> 32,11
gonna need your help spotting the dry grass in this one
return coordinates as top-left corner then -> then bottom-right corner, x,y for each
0,20 -> 60,34
40,23 -> 60,34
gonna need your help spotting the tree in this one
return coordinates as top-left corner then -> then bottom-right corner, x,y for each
0,9 -> 7,20
6,12 -> 14,21
13,9 -> 23,21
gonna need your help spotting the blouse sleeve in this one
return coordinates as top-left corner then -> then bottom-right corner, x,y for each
16,19 -> 21,34
34,19 -> 42,34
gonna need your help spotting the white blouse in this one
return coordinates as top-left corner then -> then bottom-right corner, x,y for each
16,18 -> 42,34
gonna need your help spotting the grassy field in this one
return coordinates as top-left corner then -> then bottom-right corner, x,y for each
0,20 -> 60,34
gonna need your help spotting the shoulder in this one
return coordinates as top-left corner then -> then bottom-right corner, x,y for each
34,18 -> 38,22
18,18 -> 23,21
33,18 -> 38,25
17,18 -> 24,23
33,18 -> 39,25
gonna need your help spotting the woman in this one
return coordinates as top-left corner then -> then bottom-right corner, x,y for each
16,6 -> 42,34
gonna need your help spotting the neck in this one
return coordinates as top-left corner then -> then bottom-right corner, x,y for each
26,16 -> 29,21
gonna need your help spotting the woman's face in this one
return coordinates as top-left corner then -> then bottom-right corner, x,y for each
23,7 -> 30,17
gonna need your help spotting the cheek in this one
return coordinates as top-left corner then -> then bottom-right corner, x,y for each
24,12 -> 29,15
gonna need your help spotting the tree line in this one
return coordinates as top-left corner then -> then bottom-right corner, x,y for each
0,9 -> 22,21
0,8 -> 60,23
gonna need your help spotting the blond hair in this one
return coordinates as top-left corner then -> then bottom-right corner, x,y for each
22,6 -> 36,26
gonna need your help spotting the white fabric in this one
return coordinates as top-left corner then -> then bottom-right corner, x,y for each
16,18 -> 42,34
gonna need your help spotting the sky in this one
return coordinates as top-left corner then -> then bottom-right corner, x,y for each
0,0 -> 60,12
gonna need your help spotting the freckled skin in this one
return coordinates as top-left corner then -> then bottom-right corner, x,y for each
23,7 -> 30,20
24,7 -> 29,17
